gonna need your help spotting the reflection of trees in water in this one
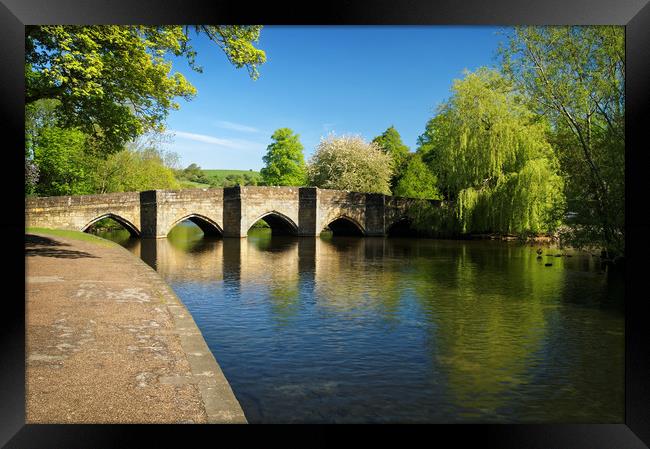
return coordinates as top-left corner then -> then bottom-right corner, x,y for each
241,230 -> 302,323
112,228 -> 623,421
167,221 -> 211,252
134,233 -> 224,283
406,241 -> 622,421
407,243 -> 560,419
268,283 -> 301,324
93,228 -> 134,247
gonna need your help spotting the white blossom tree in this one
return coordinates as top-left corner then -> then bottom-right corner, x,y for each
307,134 -> 393,194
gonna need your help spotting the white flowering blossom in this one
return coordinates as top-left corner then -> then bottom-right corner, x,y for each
307,134 -> 393,194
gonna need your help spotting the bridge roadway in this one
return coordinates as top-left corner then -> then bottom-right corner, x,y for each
26,186 -> 437,238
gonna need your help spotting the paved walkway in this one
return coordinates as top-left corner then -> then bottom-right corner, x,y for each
25,232 -> 246,424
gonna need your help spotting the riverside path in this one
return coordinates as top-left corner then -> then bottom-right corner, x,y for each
26,230 -> 246,423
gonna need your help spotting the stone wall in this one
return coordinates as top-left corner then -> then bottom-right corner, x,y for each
241,186 -> 301,235
26,192 -> 142,235
153,189 -> 224,238
385,197 -> 442,229
317,190 -> 367,234
26,187 -> 439,238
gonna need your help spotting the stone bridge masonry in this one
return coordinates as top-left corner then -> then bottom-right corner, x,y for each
26,186 -> 437,238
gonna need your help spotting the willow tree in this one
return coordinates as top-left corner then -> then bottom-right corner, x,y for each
418,68 -> 565,235
499,26 -> 624,255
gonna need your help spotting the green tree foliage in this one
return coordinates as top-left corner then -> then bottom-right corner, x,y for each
25,25 -> 266,155
199,169 -> 262,187
27,98 -> 180,195
260,128 -> 307,186
499,26 -> 624,254
307,135 -> 394,194
418,68 -> 565,235
32,126 -> 95,196
93,146 -> 180,193
456,158 -> 565,235
26,99 -> 57,194
179,163 -> 209,184
372,126 -> 411,189
406,202 -> 460,238
222,173 -> 260,187
393,153 -> 441,199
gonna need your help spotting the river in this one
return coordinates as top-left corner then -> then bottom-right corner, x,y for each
97,223 -> 624,423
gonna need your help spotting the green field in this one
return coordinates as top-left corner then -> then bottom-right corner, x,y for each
179,180 -> 212,189
202,169 -> 262,186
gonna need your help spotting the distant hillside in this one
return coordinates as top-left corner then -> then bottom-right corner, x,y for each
202,169 -> 262,187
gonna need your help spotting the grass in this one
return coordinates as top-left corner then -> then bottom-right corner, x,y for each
178,180 -> 212,189
26,227 -> 119,247
202,169 -> 262,185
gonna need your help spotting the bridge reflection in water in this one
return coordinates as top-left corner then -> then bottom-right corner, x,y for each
110,224 -> 624,424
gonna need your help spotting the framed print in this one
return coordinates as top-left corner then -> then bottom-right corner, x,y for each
2,0 -> 650,447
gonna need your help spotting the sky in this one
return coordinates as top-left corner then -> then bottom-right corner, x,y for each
162,26 -> 507,170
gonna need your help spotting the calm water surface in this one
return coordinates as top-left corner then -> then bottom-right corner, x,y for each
101,224 -> 624,423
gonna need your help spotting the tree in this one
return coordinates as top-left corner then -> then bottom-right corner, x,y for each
499,26 -> 624,254
180,163 -> 209,184
93,146 -> 180,193
26,98 -> 182,195
260,128 -> 307,186
222,173 -> 259,187
26,99 -> 59,194
31,126 -> 95,196
418,68 -> 565,235
372,126 -> 411,189
25,159 -> 39,195
25,25 -> 266,155
393,153 -> 441,199
307,135 -> 393,194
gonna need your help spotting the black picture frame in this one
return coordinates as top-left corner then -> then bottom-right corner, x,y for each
2,0 -> 649,447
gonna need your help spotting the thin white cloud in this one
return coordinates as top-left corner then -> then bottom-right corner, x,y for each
165,129 -> 268,169
167,130 -> 256,150
215,120 -> 260,133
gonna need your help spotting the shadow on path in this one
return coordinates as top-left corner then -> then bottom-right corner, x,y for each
25,234 -> 98,259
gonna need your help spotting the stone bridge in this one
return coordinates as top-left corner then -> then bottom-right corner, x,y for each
26,186 -> 438,238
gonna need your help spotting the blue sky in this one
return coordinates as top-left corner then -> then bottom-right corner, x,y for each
162,26 -> 506,170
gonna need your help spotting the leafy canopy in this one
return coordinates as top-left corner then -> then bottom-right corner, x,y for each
31,126 -> 94,196
418,68 -> 564,235
499,26 -> 624,253
93,145 -> 180,194
372,126 -> 410,166
26,25 -> 266,155
260,128 -> 307,186
307,135 -> 393,195
372,126 -> 411,191
393,153 -> 441,199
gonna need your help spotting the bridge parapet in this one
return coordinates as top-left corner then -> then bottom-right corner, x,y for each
26,192 -> 141,235
317,189 -> 367,234
144,189 -> 224,238
26,187 -> 441,238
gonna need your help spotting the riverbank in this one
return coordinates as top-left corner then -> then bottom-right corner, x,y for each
25,229 -> 246,423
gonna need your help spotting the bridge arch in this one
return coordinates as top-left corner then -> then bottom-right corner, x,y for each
323,215 -> 365,236
248,211 -> 299,235
167,214 -> 223,237
386,216 -> 418,237
81,213 -> 140,237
